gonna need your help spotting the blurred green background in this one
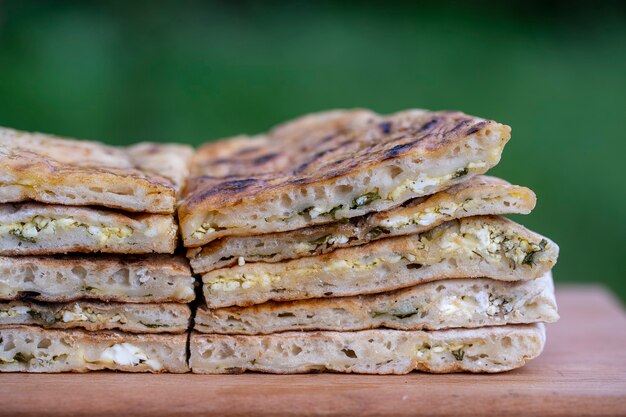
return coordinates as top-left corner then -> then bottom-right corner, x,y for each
0,1 -> 624,300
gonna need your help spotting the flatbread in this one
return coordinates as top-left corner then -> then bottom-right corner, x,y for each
0,127 -> 193,213
0,325 -> 188,373
0,203 -> 178,255
0,300 -> 190,333
189,323 -> 545,374
196,272 -> 557,334
188,175 -> 535,273
180,109 -> 511,247
201,216 -> 558,308
0,254 -> 195,303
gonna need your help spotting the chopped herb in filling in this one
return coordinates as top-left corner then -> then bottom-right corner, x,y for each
366,226 -> 390,239
522,239 -> 548,266
451,348 -> 465,361
452,168 -> 469,179
371,308 -> 419,319
351,192 -> 381,209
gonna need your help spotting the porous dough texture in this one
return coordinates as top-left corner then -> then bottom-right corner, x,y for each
201,216 -> 559,308
0,203 -> 177,255
0,254 -> 195,303
195,272 -> 557,334
188,175 -> 535,273
0,325 -> 188,373
189,323 -> 545,374
0,300 -> 191,333
179,109 -> 511,246
0,127 -> 193,213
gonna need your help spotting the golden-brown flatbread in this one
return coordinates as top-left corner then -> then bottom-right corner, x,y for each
0,254 -> 195,303
195,272 -> 558,334
201,216 -> 558,308
179,109 -> 511,246
0,127 -> 193,213
188,175 -> 535,273
0,325 -> 188,373
0,203 -> 177,255
0,300 -> 191,333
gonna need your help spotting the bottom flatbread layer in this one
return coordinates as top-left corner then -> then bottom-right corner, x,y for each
0,325 -> 188,373
0,301 -> 191,333
189,323 -> 545,374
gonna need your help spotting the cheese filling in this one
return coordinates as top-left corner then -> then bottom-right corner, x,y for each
0,306 -> 31,318
98,343 -> 161,370
58,304 -> 126,324
0,216 -> 134,243
415,342 -> 470,362
206,225 -> 548,293
378,205 -> 457,231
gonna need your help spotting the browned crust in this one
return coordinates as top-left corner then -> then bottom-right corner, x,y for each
0,127 -> 193,213
179,109 -> 511,240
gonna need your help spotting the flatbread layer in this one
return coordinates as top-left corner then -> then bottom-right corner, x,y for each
190,323 -> 545,374
0,325 -> 188,373
0,301 -> 190,333
180,109 -> 511,246
0,255 -> 195,303
201,216 -> 558,308
0,203 -> 177,255
188,176 -> 535,273
0,127 -> 193,213
196,272 -> 557,334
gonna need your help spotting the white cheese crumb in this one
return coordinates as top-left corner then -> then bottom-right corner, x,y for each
62,305 -> 88,322
380,216 -> 410,229
328,235 -> 349,245
308,207 -> 326,219
99,343 -> 161,370
416,212 -> 439,226
9,306 -> 31,315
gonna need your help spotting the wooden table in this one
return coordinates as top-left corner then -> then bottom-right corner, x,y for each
1,286 -> 625,417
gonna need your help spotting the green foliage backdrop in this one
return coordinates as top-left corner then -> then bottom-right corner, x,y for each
0,1 -> 624,299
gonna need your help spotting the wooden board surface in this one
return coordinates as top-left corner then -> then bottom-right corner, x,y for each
1,285 -> 625,417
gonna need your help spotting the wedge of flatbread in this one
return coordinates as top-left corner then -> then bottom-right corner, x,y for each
0,301 -> 190,333
0,255 -> 195,303
0,325 -> 188,373
188,176 -> 535,273
196,272 -> 557,334
179,109 -> 511,247
201,216 -> 558,308
0,127 -> 193,213
190,323 -> 545,374
0,203 -> 178,255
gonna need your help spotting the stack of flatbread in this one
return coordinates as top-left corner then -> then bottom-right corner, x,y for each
181,109 -> 560,374
0,128 -> 194,373
0,108 -> 559,375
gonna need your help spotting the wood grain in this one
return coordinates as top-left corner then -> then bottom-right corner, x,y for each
1,285 -> 625,417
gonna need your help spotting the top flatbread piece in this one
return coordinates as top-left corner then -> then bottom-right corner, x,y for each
0,127 -> 193,213
179,109 -> 511,246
